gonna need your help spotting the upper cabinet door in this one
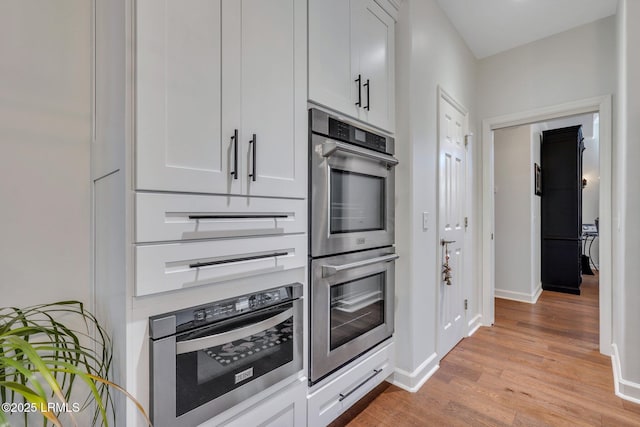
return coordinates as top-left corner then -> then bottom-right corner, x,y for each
240,0 -> 307,198
136,0 -> 241,194
308,0 -> 358,120
353,0 -> 395,132
308,0 -> 395,133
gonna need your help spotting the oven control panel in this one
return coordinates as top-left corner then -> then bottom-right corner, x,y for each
150,282 -> 303,339
327,117 -> 388,153
184,287 -> 290,328
310,107 -> 394,155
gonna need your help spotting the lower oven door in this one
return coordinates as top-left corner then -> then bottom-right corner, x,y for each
151,299 -> 302,427
310,247 -> 397,384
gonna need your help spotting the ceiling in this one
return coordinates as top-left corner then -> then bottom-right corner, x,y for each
436,0 -> 618,59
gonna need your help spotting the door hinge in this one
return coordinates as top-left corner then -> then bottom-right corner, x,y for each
464,299 -> 468,310
465,134 -> 472,149
464,217 -> 468,230
491,233 -> 494,240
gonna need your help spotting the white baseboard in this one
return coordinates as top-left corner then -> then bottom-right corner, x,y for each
495,283 -> 542,304
391,352 -> 439,393
467,314 -> 482,336
611,343 -> 640,404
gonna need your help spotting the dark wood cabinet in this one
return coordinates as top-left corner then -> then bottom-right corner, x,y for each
541,125 -> 584,295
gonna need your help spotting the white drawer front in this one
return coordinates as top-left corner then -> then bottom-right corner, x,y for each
307,341 -> 395,427
136,193 -> 306,243
214,379 -> 307,427
135,234 -> 306,297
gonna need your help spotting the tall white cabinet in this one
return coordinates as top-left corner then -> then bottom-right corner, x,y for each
136,0 -> 306,198
93,0 -> 307,425
308,0 -> 396,132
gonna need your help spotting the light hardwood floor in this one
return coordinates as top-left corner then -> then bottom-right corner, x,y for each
333,274 -> 640,426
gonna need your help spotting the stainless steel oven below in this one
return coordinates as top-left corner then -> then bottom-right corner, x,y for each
309,247 -> 397,385
309,108 -> 397,258
149,283 -> 303,427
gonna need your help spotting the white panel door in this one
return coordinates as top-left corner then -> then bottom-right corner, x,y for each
136,0 -> 241,195
307,0 -> 358,120
240,0 -> 306,198
438,93 -> 468,358
353,0 -> 395,132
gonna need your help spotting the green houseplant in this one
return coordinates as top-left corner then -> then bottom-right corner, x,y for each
0,301 -> 150,427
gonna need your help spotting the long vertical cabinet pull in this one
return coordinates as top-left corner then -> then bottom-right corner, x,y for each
248,133 -> 257,181
355,74 -> 362,107
230,129 -> 238,180
363,79 -> 370,111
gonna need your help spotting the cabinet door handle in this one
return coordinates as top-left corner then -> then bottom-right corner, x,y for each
230,129 -> 238,180
355,74 -> 362,107
363,79 -> 370,111
248,133 -> 257,181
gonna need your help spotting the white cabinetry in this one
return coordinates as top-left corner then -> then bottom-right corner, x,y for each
93,0 -> 308,425
135,193 -> 306,243
309,0 -> 396,132
206,378 -> 307,427
307,341 -> 395,426
136,0 -> 306,198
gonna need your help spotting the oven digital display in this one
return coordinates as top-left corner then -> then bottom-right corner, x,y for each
235,298 -> 249,311
354,128 -> 366,142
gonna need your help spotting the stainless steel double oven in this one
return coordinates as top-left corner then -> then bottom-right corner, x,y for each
309,109 -> 398,384
149,283 -> 303,427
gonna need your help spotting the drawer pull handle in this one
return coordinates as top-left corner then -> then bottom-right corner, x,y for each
188,214 -> 290,220
189,251 -> 289,269
338,368 -> 383,402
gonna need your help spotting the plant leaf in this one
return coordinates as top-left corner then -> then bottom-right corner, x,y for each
87,374 -> 153,427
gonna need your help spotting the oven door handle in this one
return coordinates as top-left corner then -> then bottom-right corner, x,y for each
176,308 -> 293,355
322,141 -> 399,166
322,254 -> 399,277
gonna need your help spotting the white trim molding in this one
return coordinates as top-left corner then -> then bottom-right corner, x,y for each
467,314 -> 482,337
494,283 -> 542,304
611,344 -> 640,404
391,353 -> 439,393
481,95 -> 613,357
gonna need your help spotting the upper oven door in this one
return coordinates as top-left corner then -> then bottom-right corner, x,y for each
310,134 -> 397,257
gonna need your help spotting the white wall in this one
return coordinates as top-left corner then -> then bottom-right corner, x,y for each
0,2 -> 91,424
477,16 -> 616,121
394,0 -> 477,389
614,0 -> 640,400
494,125 -> 537,301
0,1 -> 91,307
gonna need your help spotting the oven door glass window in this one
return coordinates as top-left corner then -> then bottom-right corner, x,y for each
330,169 -> 385,234
175,303 -> 294,416
330,272 -> 385,350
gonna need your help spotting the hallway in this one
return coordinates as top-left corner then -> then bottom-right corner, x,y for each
336,275 -> 640,426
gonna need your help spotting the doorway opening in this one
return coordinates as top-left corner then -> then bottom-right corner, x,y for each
493,113 -> 600,302
481,96 -> 612,354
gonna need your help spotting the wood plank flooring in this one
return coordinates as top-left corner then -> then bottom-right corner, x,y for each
333,274 -> 640,426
